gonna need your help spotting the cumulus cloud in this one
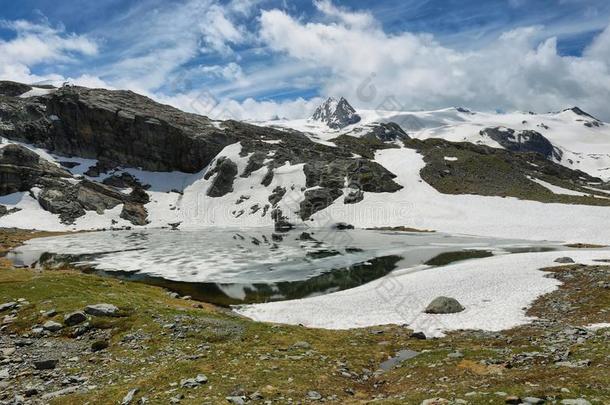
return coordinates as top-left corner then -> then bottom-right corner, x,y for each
0,19 -> 98,83
259,2 -> 610,119
4,1 -> 610,122
155,90 -> 322,121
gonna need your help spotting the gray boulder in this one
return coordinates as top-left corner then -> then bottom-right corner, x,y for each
0,302 -> 17,312
554,257 -> 575,264
42,321 -> 62,332
64,311 -> 87,326
33,359 -> 58,370
424,297 -> 465,314
84,303 -> 119,317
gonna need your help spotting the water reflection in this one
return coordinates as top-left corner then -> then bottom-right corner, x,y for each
8,228 -> 565,305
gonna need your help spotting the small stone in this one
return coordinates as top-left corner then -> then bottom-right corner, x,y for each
24,386 -> 39,397
447,351 -> 463,359
522,397 -> 544,404
180,378 -> 199,388
43,320 -> 63,332
91,340 -> 109,352
169,394 -> 183,404
0,368 -> 9,380
307,391 -> 322,400
121,388 -> 139,405
195,374 -> 208,384
43,309 -> 57,318
554,257 -> 575,264
291,341 -> 311,350
31,327 -> 44,337
1,348 -> 15,357
505,396 -> 521,404
42,386 -> 82,399
421,398 -> 449,405
84,303 -> 119,316
560,400 -> 591,405
0,302 -> 17,312
424,297 -> 465,314
555,359 -> 590,368
410,331 -> 427,340
33,359 -> 58,370
64,311 -> 87,326
226,397 -> 245,405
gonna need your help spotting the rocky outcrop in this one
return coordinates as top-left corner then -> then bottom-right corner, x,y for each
567,107 -> 602,127
0,81 -> 32,97
1,85 -> 242,173
311,97 -> 361,129
347,122 -> 410,143
0,144 -> 69,195
206,158 -> 238,197
480,127 -> 561,160
0,144 -> 149,225
299,188 -> 343,220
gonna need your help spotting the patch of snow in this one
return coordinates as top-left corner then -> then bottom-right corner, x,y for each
585,323 -> 610,331
444,156 -> 458,162
306,148 -> 610,244
236,250 -> 608,336
18,87 -> 55,98
528,177 -> 592,197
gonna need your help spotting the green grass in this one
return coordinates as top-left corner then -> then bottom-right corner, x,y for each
1,230 -> 609,404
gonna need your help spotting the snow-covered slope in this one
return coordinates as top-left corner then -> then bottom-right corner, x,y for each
258,105 -> 610,181
2,137 -> 610,244
1,85 -> 609,244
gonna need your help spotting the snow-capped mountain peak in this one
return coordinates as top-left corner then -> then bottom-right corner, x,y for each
311,97 -> 361,129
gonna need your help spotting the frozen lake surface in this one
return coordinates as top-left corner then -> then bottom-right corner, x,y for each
8,228 -> 563,305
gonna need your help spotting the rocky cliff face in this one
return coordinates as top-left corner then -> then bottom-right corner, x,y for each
0,83 -> 405,228
0,84 -> 236,173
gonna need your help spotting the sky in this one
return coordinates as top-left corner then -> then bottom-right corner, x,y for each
1,0 -> 610,120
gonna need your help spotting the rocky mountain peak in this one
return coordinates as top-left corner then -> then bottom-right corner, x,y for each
566,107 -> 603,128
311,97 -> 361,129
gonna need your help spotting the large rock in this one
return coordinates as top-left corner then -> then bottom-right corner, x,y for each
42,321 -> 62,332
424,297 -> 465,314
64,311 -> 87,326
85,303 -> 119,316
120,203 -> 149,226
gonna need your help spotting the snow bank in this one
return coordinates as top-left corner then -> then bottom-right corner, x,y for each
236,250 -> 609,336
308,148 -> 610,244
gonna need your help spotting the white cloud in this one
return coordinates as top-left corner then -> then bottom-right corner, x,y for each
259,2 -> 610,120
0,19 -> 98,83
200,4 -> 246,55
155,90 -> 322,121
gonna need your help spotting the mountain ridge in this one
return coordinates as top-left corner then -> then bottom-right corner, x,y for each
0,81 -> 609,243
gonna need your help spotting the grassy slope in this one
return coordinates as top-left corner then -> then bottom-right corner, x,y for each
0,230 -> 608,404
414,139 -> 610,207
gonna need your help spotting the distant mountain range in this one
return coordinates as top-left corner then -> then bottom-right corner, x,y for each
1,81 -> 609,243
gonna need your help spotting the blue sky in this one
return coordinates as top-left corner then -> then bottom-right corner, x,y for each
2,0 -> 610,119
